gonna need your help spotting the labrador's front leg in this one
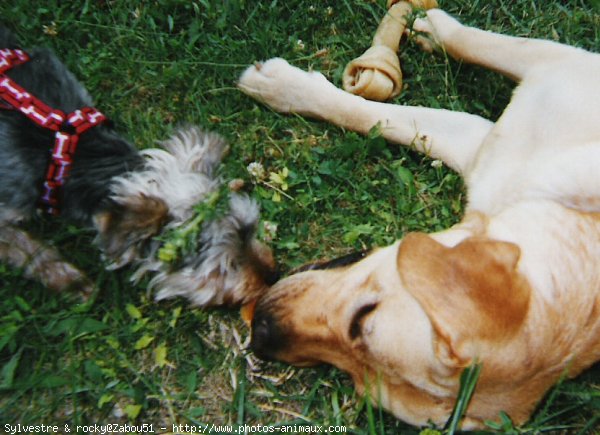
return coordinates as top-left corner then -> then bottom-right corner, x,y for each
239,58 -> 493,174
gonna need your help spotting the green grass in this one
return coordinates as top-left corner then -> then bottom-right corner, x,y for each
1,0 -> 599,433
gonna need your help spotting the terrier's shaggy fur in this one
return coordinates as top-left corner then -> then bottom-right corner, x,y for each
0,26 -> 275,305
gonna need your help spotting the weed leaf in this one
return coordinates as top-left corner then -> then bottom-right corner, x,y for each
0,348 -> 22,390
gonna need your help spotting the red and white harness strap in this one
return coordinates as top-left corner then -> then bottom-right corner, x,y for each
0,48 -> 107,215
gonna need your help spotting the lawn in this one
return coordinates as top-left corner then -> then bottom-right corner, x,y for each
1,0 -> 599,433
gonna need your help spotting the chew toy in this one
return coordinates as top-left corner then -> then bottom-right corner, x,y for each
342,0 -> 438,101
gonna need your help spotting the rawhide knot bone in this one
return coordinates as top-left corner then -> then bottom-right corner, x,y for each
343,0 -> 438,101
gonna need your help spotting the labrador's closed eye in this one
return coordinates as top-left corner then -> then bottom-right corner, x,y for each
349,303 -> 378,340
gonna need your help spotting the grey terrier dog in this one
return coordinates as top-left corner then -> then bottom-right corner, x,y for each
0,26 -> 276,306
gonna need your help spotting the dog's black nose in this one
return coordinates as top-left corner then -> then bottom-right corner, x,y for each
250,309 -> 286,361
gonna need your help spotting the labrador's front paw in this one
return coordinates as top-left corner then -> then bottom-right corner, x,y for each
238,58 -> 335,116
412,9 -> 463,52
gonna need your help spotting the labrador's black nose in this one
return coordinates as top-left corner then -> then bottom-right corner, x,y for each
250,309 -> 286,361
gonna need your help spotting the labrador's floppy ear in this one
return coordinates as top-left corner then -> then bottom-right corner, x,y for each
397,233 -> 531,365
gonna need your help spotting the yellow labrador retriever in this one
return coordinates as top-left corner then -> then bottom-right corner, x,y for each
238,8 -> 600,430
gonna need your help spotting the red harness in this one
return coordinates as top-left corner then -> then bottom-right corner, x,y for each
0,48 -> 107,215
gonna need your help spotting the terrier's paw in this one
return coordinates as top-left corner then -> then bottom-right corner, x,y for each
39,261 -> 95,301
411,9 -> 463,52
238,58 -> 334,116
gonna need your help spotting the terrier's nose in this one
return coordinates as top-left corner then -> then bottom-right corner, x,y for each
250,309 -> 286,361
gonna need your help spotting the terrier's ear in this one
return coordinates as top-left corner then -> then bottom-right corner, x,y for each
397,233 -> 531,366
94,194 -> 168,266
160,126 -> 229,176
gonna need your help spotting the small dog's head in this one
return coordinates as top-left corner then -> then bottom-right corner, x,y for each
249,233 -> 536,428
93,126 -> 277,306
